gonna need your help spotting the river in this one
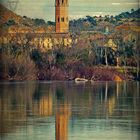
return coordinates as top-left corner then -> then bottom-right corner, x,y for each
0,81 -> 139,140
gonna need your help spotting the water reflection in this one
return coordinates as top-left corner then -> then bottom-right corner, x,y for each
33,85 -> 53,117
55,88 -> 71,140
0,82 -> 36,134
0,81 -> 139,140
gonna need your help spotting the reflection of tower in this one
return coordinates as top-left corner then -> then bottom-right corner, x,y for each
55,0 -> 69,33
55,88 -> 70,140
55,103 -> 70,140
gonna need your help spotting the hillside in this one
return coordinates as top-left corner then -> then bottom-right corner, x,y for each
69,8 -> 140,32
0,4 -> 54,34
0,4 -> 139,34
0,4 -> 22,26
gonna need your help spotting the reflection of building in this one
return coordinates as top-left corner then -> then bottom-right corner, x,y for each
39,93 -> 53,116
32,90 -> 53,117
55,0 -> 69,33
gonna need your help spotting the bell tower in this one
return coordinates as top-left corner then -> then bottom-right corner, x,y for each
55,0 -> 69,33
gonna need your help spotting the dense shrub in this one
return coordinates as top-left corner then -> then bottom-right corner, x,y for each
0,45 -> 37,80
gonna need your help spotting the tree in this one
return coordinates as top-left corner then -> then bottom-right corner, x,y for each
30,49 -> 42,66
131,9 -> 135,13
47,21 -> 55,26
34,18 -> 46,26
6,19 -> 16,26
132,35 -> 140,79
55,50 -> 65,67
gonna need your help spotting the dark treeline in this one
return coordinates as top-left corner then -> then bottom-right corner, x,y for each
70,8 -> 140,32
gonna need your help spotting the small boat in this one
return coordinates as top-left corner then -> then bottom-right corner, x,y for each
90,76 -> 95,82
75,78 -> 88,83
90,75 -> 100,82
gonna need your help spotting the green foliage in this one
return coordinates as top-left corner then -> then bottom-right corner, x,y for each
78,49 -> 89,64
34,18 -> 46,26
30,49 -> 42,64
47,21 -> 55,26
5,19 -> 16,26
70,15 -> 96,32
86,16 -> 97,25
55,51 -> 65,66
69,8 -> 140,31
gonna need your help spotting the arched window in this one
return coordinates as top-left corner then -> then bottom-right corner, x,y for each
66,17 -> 68,22
58,17 -> 60,22
61,17 -> 64,22
66,0 -> 67,5
58,0 -> 60,5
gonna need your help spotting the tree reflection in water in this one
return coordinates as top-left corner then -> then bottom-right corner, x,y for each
0,81 -> 139,140
0,82 -> 37,134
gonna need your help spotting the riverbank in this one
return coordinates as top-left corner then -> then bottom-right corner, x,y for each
37,66 -> 139,81
0,45 -> 139,81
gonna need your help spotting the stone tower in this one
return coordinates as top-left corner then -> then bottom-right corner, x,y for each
55,0 -> 69,33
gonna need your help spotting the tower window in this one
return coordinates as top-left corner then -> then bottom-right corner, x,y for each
66,0 -> 68,5
66,17 -> 68,22
57,0 -> 60,5
62,0 -> 64,4
61,17 -> 64,22
58,17 -> 60,22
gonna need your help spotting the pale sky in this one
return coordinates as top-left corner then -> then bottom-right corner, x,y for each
0,0 -> 139,21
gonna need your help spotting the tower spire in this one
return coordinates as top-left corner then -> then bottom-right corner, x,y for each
55,0 -> 69,33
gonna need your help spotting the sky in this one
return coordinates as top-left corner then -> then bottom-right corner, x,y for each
0,0 -> 139,21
